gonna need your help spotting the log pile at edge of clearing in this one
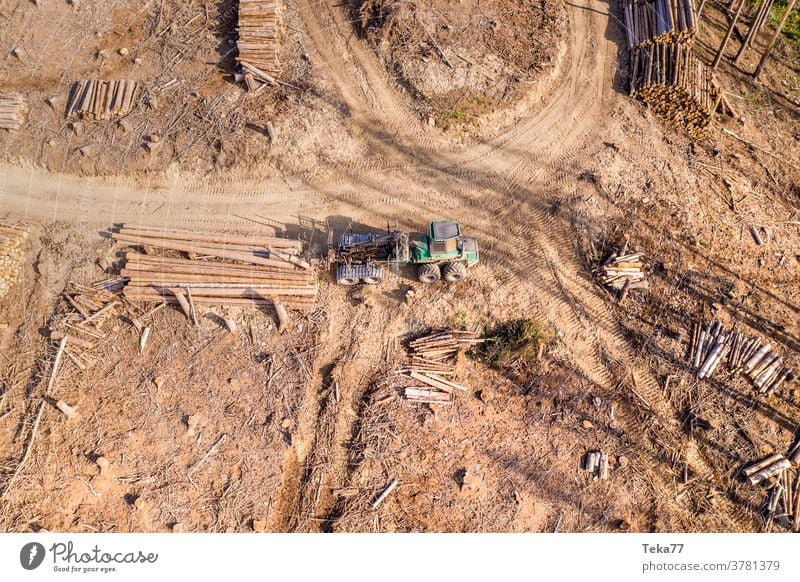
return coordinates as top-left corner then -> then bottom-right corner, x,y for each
236,0 -> 283,90
111,223 -> 317,311
623,0 -> 696,49
1,220 -> 34,299
630,42 -> 721,139
0,93 -> 27,131
66,80 -> 140,120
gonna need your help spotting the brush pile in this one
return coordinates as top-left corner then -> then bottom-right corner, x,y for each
66,80 -> 140,120
0,93 -> 27,130
623,0 -> 696,49
0,220 -> 34,300
689,318 -> 794,395
48,281 -> 124,371
629,42 -> 721,139
399,329 -> 484,405
236,0 -> 283,90
741,435 -> 800,532
111,224 -> 316,312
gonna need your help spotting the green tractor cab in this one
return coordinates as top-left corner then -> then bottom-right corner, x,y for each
334,220 -> 479,286
411,221 -> 479,283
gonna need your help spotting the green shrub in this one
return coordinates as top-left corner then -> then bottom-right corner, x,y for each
479,319 -> 547,368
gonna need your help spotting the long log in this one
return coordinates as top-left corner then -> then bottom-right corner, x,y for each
117,225 -> 302,250
747,459 -> 791,485
112,233 -> 296,269
742,453 -> 784,477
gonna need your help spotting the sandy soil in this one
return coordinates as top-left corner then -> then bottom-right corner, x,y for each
352,0 -> 568,132
1,0 -> 799,532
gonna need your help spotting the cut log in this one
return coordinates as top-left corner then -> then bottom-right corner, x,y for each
747,459 -> 791,486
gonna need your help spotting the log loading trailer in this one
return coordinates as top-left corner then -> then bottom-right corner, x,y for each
334,220 -> 479,286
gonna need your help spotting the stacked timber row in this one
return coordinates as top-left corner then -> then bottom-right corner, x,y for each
66,80 -> 140,120
111,224 -> 316,311
630,42 -> 721,139
236,0 -> 282,90
0,93 -> 27,130
688,318 -> 794,395
0,220 -> 34,299
400,330 -> 484,404
623,0 -> 696,49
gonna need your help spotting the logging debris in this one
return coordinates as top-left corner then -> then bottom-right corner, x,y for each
236,0 -> 283,90
399,329 -> 484,404
0,219 -> 34,300
110,223 -> 317,317
48,281 -> 125,372
66,80 -> 140,120
741,436 -> 800,532
0,93 -> 28,130
688,318 -> 794,395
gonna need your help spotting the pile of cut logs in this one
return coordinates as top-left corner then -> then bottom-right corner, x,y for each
583,450 -> 610,480
623,0 -> 696,49
1,220 -> 33,299
111,224 -> 316,317
236,0 -> 282,90
630,42 -> 722,139
66,80 -> 140,120
689,318 -> 794,395
595,242 -> 647,301
399,329 -> 484,405
741,435 -> 800,532
0,93 -> 27,130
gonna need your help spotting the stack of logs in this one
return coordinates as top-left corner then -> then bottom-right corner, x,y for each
0,220 -> 34,300
742,435 -> 800,532
630,42 -> 722,139
595,241 -> 647,301
583,450 -> 610,480
111,224 -> 316,318
689,318 -> 794,395
399,329 -> 484,405
0,93 -> 27,130
236,0 -> 283,90
623,0 -> 732,138
66,80 -> 139,120
623,0 -> 696,49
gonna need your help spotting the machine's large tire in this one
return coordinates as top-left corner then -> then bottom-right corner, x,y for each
443,262 -> 468,283
417,263 -> 441,284
337,276 -> 360,286
361,275 -> 382,285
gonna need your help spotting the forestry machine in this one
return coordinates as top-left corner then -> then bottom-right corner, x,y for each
334,220 -> 479,286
